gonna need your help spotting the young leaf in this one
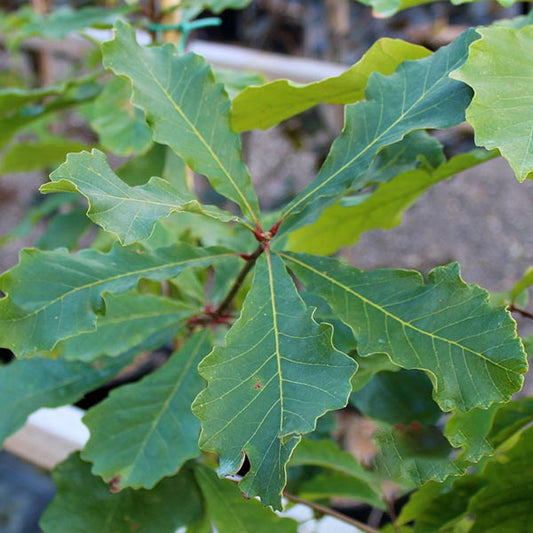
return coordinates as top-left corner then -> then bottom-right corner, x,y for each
286,150 -> 495,255
89,76 -> 152,156
194,465 -> 298,533
41,149 -> 242,245
193,252 -> 356,508
280,253 -> 527,412
0,243 -> 234,357
451,26 -> 533,181
54,291 -> 194,361
0,355 -> 131,446
231,38 -> 430,131
277,29 -> 478,236
102,21 -> 260,223
82,331 -> 211,490
40,454 -> 203,533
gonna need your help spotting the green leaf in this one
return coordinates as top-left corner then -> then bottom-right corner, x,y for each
280,253 -> 527,412
468,425 -> 533,532
214,68 -> 266,100
40,454 -> 203,533
0,355 -> 130,446
231,38 -> 430,131
102,21 -> 260,223
351,369 -> 442,426
0,193 -> 78,247
41,149 -> 242,245
444,398 -> 533,464
194,465 -> 298,533
34,209 -> 92,251
277,29 -> 478,236
297,471 -> 385,508
8,5 -> 133,43
193,252 -> 356,508
289,438 -> 376,482
509,266 -> 533,302
0,80 -> 101,151
451,26 -> 533,181
54,290 -> 194,361
289,438 -> 384,507
0,139 -> 87,173
82,331 -> 210,490
444,405 -> 499,462
116,142 -> 189,191
360,130 -> 445,186
0,243 -> 234,357
375,423 -> 460,485
89,76 -> 152,156
287,150 -> 494,255
397,477 -> 485,532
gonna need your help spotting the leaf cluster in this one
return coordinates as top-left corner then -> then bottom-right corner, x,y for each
0,2 -> 532,531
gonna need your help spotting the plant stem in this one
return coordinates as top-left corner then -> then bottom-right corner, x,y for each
214,244 -> 264,318
283,492 -> 380,533
509,304 -> 533,320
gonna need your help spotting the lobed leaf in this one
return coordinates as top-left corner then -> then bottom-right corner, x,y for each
102,21 -> 260,223
280,253 -> 527,412
0,355 -> 131,447
287,150 -> 495,255
451,26 -> 533,181
277,29 -> 478,236
231,38 -> 430,131
54,291 -> 194,361
41,149 -> 241,245
0,243 -> 234,357
82,331 -> 211,490
193,252 -> 356,508
40,454 -> 203,533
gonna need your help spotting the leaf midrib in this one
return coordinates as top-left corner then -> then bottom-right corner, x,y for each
280,253 -> 516,374
2,251 -> 234,325
281,55 -> 455,223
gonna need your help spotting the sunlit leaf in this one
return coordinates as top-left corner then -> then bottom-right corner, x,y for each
452,26 -> 533,181
231,38 -> 430,131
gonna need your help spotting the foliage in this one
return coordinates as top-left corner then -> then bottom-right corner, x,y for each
0,0 -> 532,531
